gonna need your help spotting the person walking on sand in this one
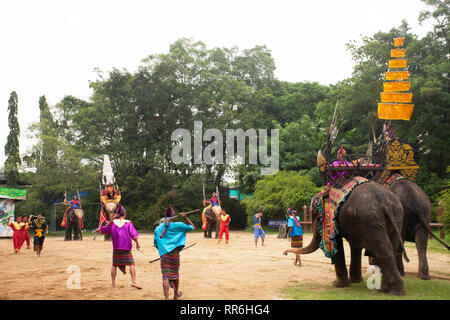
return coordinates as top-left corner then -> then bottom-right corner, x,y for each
29,213 -> 48,257
21,216 -> 31,249
218,210 -> 231,245
285,208 -> 303,267
154,206 -> 195,300
253,210 -> 265,247
96,204 -> 142,290
8,216 -> 24,254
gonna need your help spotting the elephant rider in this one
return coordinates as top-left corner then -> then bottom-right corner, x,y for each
61,196 -> 83,229
103,183 -> 120,204
209,192 -> 220,207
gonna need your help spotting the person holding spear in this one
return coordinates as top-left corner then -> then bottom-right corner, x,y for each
153,206 -> 196,300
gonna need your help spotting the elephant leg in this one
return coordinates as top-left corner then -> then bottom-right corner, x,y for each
349,246 -> 363,283
215,221 -> 220,239
73,223 -> 79,240
64,225 -> 72,241
415,226 -> 430,280
371,234 -> 406,295
333,235 -> 349,287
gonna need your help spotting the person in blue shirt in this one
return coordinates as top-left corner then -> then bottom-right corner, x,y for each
253,210 -> 265,247
154,206 -> 195,300
285,208 -> 303,267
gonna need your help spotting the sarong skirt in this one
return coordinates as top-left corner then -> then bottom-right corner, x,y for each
291,235 -> 303,248
33,236 -> 45,252
112,249 -> 135,267
160,248 -> 180,280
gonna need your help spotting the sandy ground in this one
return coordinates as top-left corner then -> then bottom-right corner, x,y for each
0,231 -> 449,300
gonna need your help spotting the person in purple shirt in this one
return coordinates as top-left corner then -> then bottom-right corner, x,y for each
96,204 -> 142,289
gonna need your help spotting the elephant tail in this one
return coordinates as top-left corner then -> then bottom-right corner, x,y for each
416,213 -> 450,251
383,202 -> 410,263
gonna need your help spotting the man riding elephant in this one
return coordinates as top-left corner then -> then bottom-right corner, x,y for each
202,201 -> 220,239
62,196 -> 84,241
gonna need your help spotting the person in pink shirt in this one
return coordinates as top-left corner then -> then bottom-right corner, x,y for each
96,204 -> 142,289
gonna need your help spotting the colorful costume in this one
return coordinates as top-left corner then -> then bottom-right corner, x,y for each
21,217 -> 31,249
201,202 -> 211,231
209,196 -> 220,207
219,212 -> 231,242
8,218 -> 24,253
100,207 -> 138,274
288,211 -> 303,248
253,213 -> 265,241
154,207 -> 194,288
30,217 -> 48,253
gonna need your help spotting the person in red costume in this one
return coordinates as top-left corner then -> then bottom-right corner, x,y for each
8,216 -> 24,254
218,210 -> 231,244
21,216 -> 31,249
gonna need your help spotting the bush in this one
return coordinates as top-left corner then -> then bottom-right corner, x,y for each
243,170 -> 321,226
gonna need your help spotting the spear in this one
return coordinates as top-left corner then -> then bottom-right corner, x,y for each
154,209 -> 199,225
149,243 -> 197,264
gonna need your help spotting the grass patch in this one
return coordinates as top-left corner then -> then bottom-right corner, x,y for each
282,276 -> 450,300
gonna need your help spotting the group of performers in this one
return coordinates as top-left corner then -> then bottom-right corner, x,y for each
7,213 -> 48,256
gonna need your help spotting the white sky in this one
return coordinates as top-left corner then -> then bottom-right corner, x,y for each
0,0 -> 434,165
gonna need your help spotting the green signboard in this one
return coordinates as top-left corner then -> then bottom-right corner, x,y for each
0,187 -> 27,200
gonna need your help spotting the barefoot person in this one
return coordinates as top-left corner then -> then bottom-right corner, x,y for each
218,210 -> 231,245
21,216 -> 31,249
154,206 -> 195,300
286,208 -> 303,267
97,204 -> 142,289
253,210 -> 265,247
8,216 -> 24,254
29,213 -> 48,257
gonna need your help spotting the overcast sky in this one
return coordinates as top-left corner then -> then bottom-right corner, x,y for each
0,0 -> 434,166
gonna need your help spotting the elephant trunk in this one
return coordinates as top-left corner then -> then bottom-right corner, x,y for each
293,219 -> 321,254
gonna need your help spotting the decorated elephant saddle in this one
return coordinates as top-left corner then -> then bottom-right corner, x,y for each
317,176 -> 369,262
74,209 -> 84,220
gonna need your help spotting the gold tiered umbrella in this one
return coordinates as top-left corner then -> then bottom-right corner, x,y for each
378,37 -> 414,121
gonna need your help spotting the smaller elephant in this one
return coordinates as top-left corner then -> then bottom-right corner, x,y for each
64,209 -> 83,241
203,207 -> 220,239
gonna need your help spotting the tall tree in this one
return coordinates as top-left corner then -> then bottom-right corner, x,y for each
4,91 -> 21,186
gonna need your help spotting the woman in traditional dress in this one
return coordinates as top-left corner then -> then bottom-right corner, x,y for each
97,204 -> 142,289
29,213 -> 48,257
8,216 -> 24,254
286,209 -> 303,267
21,216 -> 31,249
154,206 -> 195,300
218,210 -> 231,244
253,210 -> 265,247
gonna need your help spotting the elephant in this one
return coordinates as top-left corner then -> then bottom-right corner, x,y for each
64,208 -> 83,241
284,181 -> 409,295
383,178 -> 450,280
203,207 -> 220,239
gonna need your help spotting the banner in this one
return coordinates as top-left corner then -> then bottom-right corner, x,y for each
385,71 -> 409,80
393,37 -> 405,47
0,199 -> 15,237
383,81 -> 410,92
391,49 -> 405,58
388,59 -> 407,68
378,103 -> 414,121
380,92 -> 413,103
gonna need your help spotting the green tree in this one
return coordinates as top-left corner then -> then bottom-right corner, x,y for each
4,91 -> 21,186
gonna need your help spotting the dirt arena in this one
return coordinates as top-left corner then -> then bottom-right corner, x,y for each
1,231 -> 449,300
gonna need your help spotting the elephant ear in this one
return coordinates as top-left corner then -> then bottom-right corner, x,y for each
317,150 -> 327,173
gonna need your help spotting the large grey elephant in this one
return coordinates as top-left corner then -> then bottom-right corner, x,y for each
285,181 -> 409,295
204,207 -> 220,239
64,209 -> 83,241
384,178 -> 450,279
